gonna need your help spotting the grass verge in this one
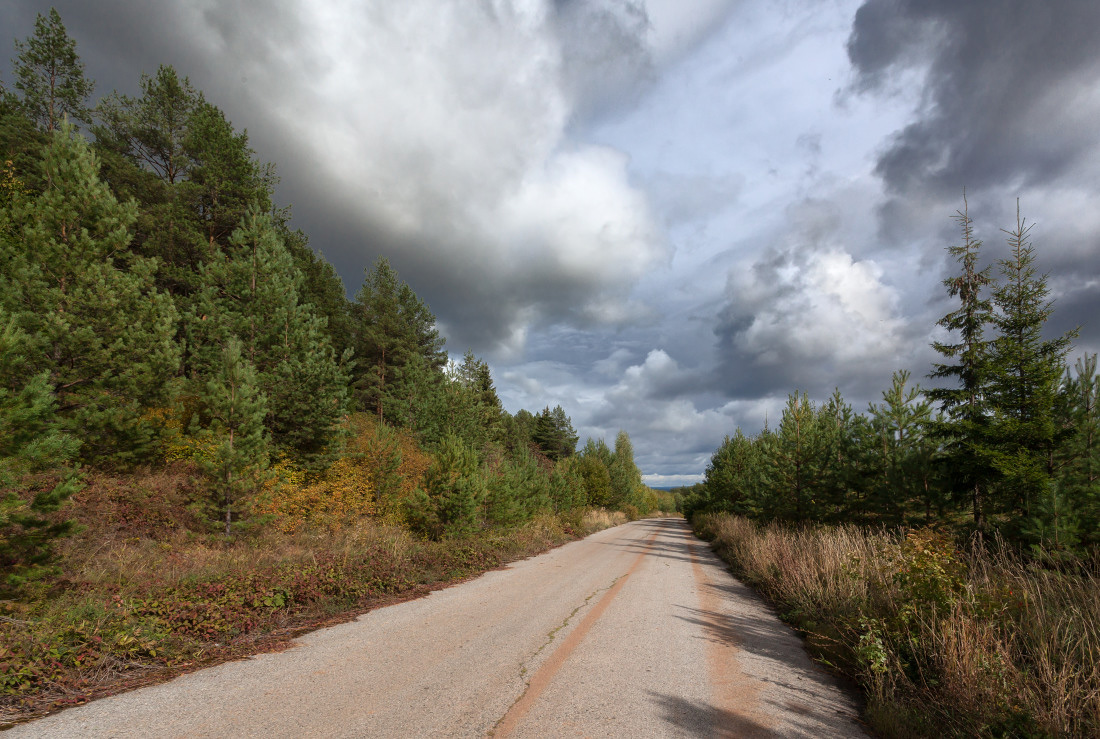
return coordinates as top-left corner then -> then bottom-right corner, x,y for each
694,513 -> 1100,738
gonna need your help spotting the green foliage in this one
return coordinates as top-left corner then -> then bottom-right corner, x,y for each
187,207 -> 349,464
609,430 -> 644,509
926,197 -> 996,529
866,371 -> 938,524
704,429 -> 759,514
198,338 -> 269,536
1057,354 -> 1100,547
485,448 -> 550,526
404,435 -> 486,539
532,405 -> 578,461
12,9 -> 93,132
350,257 -> 446,421
1,123 -> 180,464
696,198 -> 1097,555
986,206 -> 1076,545
759,392 -> 830,521
0,312 -> 81,595
571,450 -> 612,507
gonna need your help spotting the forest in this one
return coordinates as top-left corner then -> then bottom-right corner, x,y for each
0,10 -> 672,717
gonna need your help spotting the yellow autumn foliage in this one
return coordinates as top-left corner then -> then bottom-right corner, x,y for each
255,416 -> 435,531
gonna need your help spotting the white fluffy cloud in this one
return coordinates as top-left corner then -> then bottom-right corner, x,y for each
730,247 -> 903,366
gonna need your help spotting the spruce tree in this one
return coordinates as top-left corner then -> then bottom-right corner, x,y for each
927,197 -> 995,530
987,204 -> 1075,544
1058,354 -> 1100,546
867,371 -> 934,524
11,9 -> 93,132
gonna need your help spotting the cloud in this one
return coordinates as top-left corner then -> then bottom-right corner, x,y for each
579,349 -> 733,476
847,0 -> 1100,353
713,197 -> 917,399
848,0 -> 1100,198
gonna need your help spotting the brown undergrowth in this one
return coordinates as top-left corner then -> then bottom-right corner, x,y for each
0,463 -> 624,728
694,513 -> 1100,738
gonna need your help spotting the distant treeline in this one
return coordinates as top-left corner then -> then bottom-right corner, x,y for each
0,10 -> 666,592
690,200 -> 1097,556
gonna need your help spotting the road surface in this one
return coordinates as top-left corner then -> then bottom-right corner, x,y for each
12,518 -> 866,737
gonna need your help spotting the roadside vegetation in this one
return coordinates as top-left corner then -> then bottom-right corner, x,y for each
696,515 -> 1099,737
0,11 -> 673,726
689,194 -> 1099,736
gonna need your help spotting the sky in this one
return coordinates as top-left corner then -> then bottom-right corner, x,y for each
3,0 -> 1099,486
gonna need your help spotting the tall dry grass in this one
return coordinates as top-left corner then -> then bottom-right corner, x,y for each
580,508 -> 628,533
695,513 -> 1100,737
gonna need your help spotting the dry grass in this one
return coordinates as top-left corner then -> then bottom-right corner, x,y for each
695,513 -> 1100,737
580,508 -> 628,532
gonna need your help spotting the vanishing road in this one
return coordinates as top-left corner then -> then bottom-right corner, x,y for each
13,519 -> 866,738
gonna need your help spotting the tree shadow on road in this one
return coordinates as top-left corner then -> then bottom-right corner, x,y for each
650,691 -> 781,738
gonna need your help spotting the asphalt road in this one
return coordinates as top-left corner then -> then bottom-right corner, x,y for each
12,519 -> 866,738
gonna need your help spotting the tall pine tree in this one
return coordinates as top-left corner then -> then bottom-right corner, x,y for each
0,123 -> 179,464
11,9 -> 93,133
188,207 -> 348,464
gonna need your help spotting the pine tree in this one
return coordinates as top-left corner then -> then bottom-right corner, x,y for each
350,257 -> 446,420
0,310 -> 81,594
12,9 -> 93,132
96,65 -> 200,185
867,371 -> 934,524
532,405 -> 579,461
186,102 -> 275,249
1,123 -> 179,463
704,430 -> 757,514
280,225 -> 354,359
188,207 -> 349,464
445,351 -> 503,453
927,197 -> 995,530
818,388 -> 864,521
762,392 -> 828,521
93,65 -> 207,293
200,338 -> 268,536
404,434 -> 485,539
987,204 -> 1075,544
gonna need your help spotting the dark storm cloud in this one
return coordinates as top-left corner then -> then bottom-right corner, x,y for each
848,0 -> 1100,198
